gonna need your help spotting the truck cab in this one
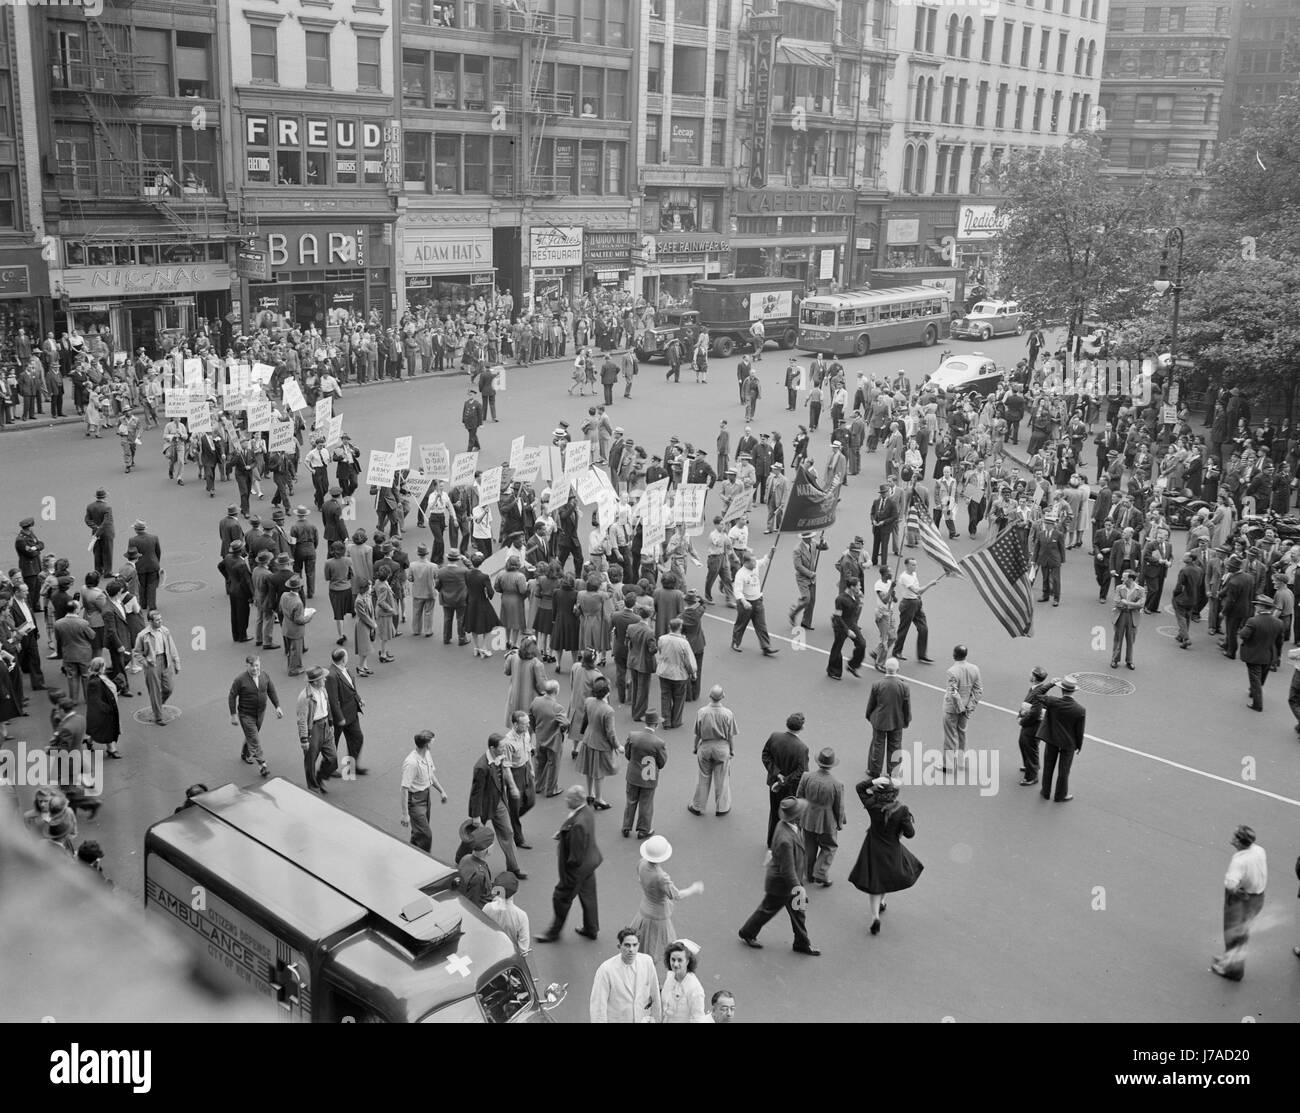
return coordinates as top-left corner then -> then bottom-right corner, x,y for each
144,779 -> 565,1023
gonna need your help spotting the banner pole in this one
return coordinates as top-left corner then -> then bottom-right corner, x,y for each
759,470 -> 801,591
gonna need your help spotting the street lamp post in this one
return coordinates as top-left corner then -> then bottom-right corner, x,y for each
1152,226 -> 1185,399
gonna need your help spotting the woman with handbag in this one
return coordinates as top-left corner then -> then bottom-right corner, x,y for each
847,776 -> 924,936
85,657 -> 122,760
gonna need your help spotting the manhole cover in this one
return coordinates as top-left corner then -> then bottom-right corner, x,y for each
1156,625 -> 1179,639
164,580 -> 206,593
1070,671 -> 1136,696
166,551 -> 202,566
132,704 -> 182,725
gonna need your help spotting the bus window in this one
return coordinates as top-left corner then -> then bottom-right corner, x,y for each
479,967 -> 533,1023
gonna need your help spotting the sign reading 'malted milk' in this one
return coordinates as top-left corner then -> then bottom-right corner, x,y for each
530,226 -> 583,268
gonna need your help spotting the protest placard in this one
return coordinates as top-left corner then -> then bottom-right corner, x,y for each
365,449 -> 396,488
393,435 -> 413,471
546,445 -> 564,483
164,393 -> 188,419
478,466 -> 503,506
575,469 -> 604,505
251,362 -> 275,385
269,420 -> 295,452
515,445 -> 543,483
314,398 -> 332,430
450,451 -> 479,487
325,414 -> 344,449
674,483 -> 708,526
564,440 -> 591,475
187,400 -> 212,434
1160,403 -> 1176,425
420,443 -> 450,481
404,473 -> 434,505
246,399 -> 273,433
549,474 -> 571,508
281,378 -> 307,412
183,358 -> 203,389
491,365 -> 507,392
509,435 -> 526,471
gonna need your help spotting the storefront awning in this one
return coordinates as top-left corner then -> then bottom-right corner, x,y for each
778,43 -> 834,70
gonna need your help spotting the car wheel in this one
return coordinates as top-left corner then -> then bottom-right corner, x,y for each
920,326 -> 937,348
980,326 -> 993,341
1014,320 -> 1025,336
779,328 -> 797,350
854,334 -> 870,357
713,335 -> 735,358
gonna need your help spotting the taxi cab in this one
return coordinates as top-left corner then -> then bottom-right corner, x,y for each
927,354 -> 1003,397
950,300 -> 1026,341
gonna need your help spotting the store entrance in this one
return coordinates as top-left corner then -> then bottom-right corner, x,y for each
293,290 -> 325,331
129,306 -> 160,358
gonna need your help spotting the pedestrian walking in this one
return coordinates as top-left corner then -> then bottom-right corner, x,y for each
1028,675 -> 1087,802
468,732 -> 526,876
865,657 -> 911,778
227,655 -> 281,777
761,712 -> 809,847
295,666 -> 338,793
1210,825 -> 1267,981
826,576 -> 868,680
535,785 -> 603,943
622,708 -> 667,839
787,531 -> 827,632
848,776 -> 924,936
655,617 -> 696,729
892,557 -> 940,662
941,644 -> 982,773
589,928 -> 660,1022
1240,595 -> 1285,713
738,797 -> 819,955
399,729 -> 448,852
133,609 -> 180,725
689,685 -> 737,818
628,835 -> 704,974
730,553 -> 779,655
797,748 -> 846,888
1171,551 -> 1203,649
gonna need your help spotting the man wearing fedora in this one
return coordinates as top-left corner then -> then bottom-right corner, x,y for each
1016,666 -> 1049,786
222,539 -> 253,642
797,748 -> 846,889
1031,510 -> 1067,606
279,574 -> 312,675
622,708 -> 667,839
535,785 -> 602,943
296,666 -> 338,793
788,530 -> 828,632
1027,675 -> 1086,802
84,488 -> 115,577
1211,825 -> 1268,981
131,519 -> 162,611
290,506 -> 320,600
739,796 -> 819,955
1240,594 -> 1286,712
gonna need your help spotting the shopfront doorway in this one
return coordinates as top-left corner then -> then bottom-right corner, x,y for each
129,306 -> 160,358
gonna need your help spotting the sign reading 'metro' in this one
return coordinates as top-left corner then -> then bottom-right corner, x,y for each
734,190 -> 855,214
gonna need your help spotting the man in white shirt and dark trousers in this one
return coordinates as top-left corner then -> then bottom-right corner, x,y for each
399,729 -> 448,852
295,666 -> 338,794
731,553 -> 779,655
1211,825 -> 1268,981
892,557 -> 939,663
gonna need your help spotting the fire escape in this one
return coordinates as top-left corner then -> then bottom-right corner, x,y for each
49,8 -> 243,242
492,6 -> 574,198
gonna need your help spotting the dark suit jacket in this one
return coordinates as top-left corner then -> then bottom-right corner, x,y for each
435,562 -> 468,606
626,620 -> 657,673
132,532 -> 162,573
1222,571 -> 1256,620
871,496 -> 897,530
1032,525 -> 1066,568
557,803 -> 602,882
223,555 -> 253,600
761,730 -> 809,793
85,500 -> 115,542
325,665 -> 364,726
1239,613 -> 1285,666
1108,539 -> 1140,578
468,754 -> 512,821
1031,686 -> 1087,752
765,821 -> 807,897
218,515 -> 244,557
865,676 -> 911,730
322,498 -> 347,545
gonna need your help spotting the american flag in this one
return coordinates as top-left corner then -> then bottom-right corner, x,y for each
916,517 -> 962,577
959,523 -> 1035,638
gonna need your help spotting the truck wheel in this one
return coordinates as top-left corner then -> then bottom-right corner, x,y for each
854,334 -> 871,357
713,335 -> 735,358
980,326 -> 993,341
920,325 -> 937,348
634,348 -> 651,362
779,328 -> 797,350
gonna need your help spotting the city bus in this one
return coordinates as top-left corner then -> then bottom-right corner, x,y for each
797,285 -> 951,358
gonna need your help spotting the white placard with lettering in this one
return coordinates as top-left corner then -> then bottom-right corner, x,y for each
246,399 -> 273,432
643,489 -> 667,550
450,451 -> 479,488
251,362 -> 275,385
315,398 -> 332,430
564,440 -> 591,475
478,466 -> 503,506
366,449 -> 396,488
674,483 -> 708,525
325,414 -> 344,449
164,393 -> 187,419
509,435 -> 526,471
575,469 -> 604,506
420,443 -> 450,481
183,358 -> 203,389
514,445 -> 543,483
187,400 -> 212,434
491,364 -> 507,392
268,420 -> 295,453
549,474 -> 571,509
281,377 -> 307,412
405,473 -> 435,505
545,445 -> 564,483
393,435 -> 413,472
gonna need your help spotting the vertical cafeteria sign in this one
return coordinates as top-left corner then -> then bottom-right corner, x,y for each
749,7 -> 784,188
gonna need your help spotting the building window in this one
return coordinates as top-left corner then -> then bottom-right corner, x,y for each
924,77 -> 935,120
175,31 -> 212,98
182,127 -> 216,192
1163,50 -> 1180,77
0,78 -> 12,138
1142,6 -> 1159,32
711,120 -> 727,166
464,55 -> 486,110
577,139 -> 600,192
605,142 -> 624,194
433,52 -> 458,108
1168,6 -> 1185,32
831,130 -> 847,176
947,146 -> 962,194
960,17 -> 973,58
924,7 -> 937,52
1215,6 -> 1227,32
914,144 -> 928,195
608,0 -> 629,46
1014,85 -> 1027,128
956,78 -> 967,124
975,80 -> 989,126
1203,93 -> 1215,124
934,145 -> 948,193
945,14 -> 958,55
1050,89 -> 1062,131
1103,48 -> 1120,76
357,35 -> 382,90
580,67 -> 600,117
1038,26 -> 1050,68
902,143 -> 914,192
606,69 -> 628,119
713,51 -> 729,100
404,131 -> 430,191
1196,139 -> 1209,171
402,49 -> 428,106
941,76 -> 953,122
645,116 -> 660,164
434,134 -> 459,190
0,169 -> 14,228
304,29 -> 331,86
1128,138 -> 1167,169
672,45 -> 706,97
1135,94 -> 1174,122
969,146 -> 984,194
1110,6 -> 1125,30
647,42 -> 663,94
461,133 -> 486,191
250,24 -> 278,83
914,76 -> 926,119
995,83 -> 1008,127
1086,41 -> 1096,76
669,117 -> 702,164
1032,88 -> 1045,130
678,0 -> 706,26
1079,93 -> 1091,128
1020,24 -> 1033,67
141,125 -> 178,186
1056,31 -> 1068,73
1001,21 -> 1014,65
1068,91 -> 1079,131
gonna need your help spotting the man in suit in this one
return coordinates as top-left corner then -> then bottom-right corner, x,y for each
322,647 -> 366,773
131,520 -> 163,611
1220,556 -> 1257,659
1171,550 -> 1204,648
7,583 -> 46,693
787,531 -> 828,631
198,427 -> 224,495
15,516 -> 45,602
227,654 -> 282,776
626,605 -> 657,722
229,436 -> 256,518
1028,675 -> 1087,802
295,666 -> 337,793
1092,519 -> 1119,603
54,600 -> 95,703
84,488 -> 115,577
217,504 -> 243,561
589,928 -> 662,1023
1141,526 -> 1174,614
322,486 -> 348,552
870,483 -> 897,567
290,506 -> 320,600
435,549 -> 469,646
1016,665 -> 1050,786
622,708 -> 667,839
1108,525 -> 1141,592
279,575 -> 311,676
535,784 -> 602,942
1111,569 -> 1146,669
865,657 -> 911,778
1032,511 -> 1067,606
409,543 -> 438,637
133,608 -> 181,725
738,796 -> 819,955
761,712 -> 810,847
1240,595 -> 1286,712
468,732 -> 524,876
222,539 -> 253,642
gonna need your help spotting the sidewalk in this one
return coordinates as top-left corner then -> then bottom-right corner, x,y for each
0,354 -> 575,435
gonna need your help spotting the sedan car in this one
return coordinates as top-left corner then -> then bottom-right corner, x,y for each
951,300 -> 1026,341
926,354 -> 1004,397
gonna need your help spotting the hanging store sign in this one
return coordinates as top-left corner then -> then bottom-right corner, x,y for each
530,226 -> 583,268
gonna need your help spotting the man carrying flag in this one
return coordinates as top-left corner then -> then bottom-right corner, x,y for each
958,523 -> 1036,638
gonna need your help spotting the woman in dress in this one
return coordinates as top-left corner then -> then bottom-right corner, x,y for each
528,561 -> 559,663
628,836 -> 703,975
566,647 -> 602,758
660,940 -> 707,1024
493,555 -> 530,650
503,635 -> 548,728
353,582 -> 377,675
85,656 -> 121,759
847,776 -> 924,936
653,571 -> 685,639
575,574 -> 606,661
550,572 -> 580,673
464,551 -> 501,658
324,541 -> 353,646
85,386 -> 103,438
577,675 -> 620,808
372,565 -> 398,663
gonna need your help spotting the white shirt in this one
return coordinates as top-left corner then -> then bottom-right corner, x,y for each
895,570 -> 922,602
873,578 -> 892,604
400,748 -> 436,791
734,556 -> 769,603
1224,844 -> 1267,894
307,685 -> 329,723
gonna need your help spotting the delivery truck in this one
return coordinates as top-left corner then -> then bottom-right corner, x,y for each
636,277 -> 805,361
143,779 -> 566,1023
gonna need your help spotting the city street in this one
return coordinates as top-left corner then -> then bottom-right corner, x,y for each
6,330 -> 1299,1023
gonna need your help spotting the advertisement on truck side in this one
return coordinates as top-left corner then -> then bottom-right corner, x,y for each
748,290 -> 793,321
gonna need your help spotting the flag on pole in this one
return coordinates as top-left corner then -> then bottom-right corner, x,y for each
778,462 -> 839,532
917,517 -> 962,576
958,523 -> 1034,637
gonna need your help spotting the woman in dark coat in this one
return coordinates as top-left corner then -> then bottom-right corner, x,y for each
84,657 -> 122,758
0,648 -> 21,738
464,552 -> 501,658
549,572 -> 580,673
847,776 -> 923,935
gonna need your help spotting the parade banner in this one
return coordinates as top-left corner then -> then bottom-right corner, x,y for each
778,462 -> 839,532
420,443 -> 450,481
246,399 -> 273,433
478,466 -> 503,506
251,362 -> 275,385
564,440 -> 591,475
405,472 -> 434,505
575,469 -> 604,506
325,414 -> 344,449
514,445 -> 543,483
365,449 -> 396,488
450,451 -> 479,488
314,398 -> 332,430
268,420 -> 295,453
393,435 -> 413,472
164,393 -> 187,419
187,399 -> 212,434
509,435 -> 526,472
491,365 -> 507,392
281,378 -> 307,412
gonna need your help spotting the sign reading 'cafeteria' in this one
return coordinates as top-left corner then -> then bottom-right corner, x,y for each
530,226 -> 583,268
735,189 -> 855,215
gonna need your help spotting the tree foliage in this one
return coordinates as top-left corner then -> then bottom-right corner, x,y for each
1207,90 -> 1300,257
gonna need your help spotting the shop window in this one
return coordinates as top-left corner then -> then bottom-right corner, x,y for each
581,68 -> 600,118
305,30 -> 331,87
644,116 -> 660,164
433,53 -> 458,108
250,24 -> 278,84
672,46 -> 707,97
604,142 -> 624,195
182,127 -> 217,193
647,43 -> 663,94
403,49 -> 429,106
335,134 -> 357,184
278,149 -> 302,186
464,56 -> 487,110
404,131 -> 430,190
659,189 -> 696,231
434,134 -> 459,191
176,31 -> 212,98
0,170 -> 14,229
606,70 -> 627,119
305,149 -> 327,185
357,35 -> 382,91
464,134 -> 487,192
710,121 -> 726,167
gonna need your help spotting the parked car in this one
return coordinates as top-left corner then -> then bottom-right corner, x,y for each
927,354 -> 1004,397
950,300 -> 1026,341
